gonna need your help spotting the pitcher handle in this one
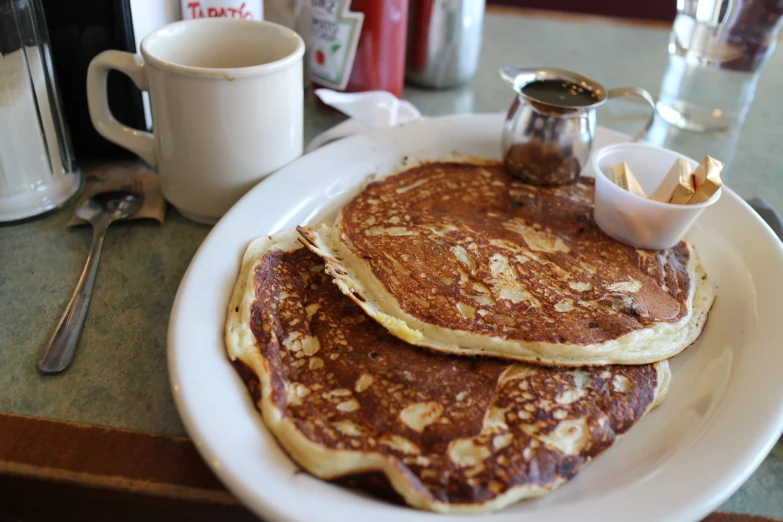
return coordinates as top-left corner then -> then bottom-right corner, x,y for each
607,86 -> 657,142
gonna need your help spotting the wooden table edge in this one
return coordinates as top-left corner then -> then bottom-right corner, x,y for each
483,4 -> 783,42
0,412 -> 779,521
484,5 -> 673,29
0,412 -> 230,500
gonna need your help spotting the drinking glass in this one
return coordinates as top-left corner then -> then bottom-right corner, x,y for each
656,0 -> 783,132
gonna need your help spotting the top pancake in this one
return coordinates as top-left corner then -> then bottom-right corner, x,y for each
299,160 -> 714,365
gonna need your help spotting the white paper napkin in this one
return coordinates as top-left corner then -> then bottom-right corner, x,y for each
306,89 -> 423,153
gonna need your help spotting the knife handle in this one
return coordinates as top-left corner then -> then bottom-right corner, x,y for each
747,198 -> 783,242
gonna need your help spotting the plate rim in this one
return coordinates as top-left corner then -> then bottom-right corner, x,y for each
167,113 -> 783,522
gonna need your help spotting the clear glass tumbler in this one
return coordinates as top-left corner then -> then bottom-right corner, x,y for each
656,0 -> 783,132
0,0 -> 81,222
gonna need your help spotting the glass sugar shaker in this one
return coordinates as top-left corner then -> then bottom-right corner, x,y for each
0,0 -> 81,223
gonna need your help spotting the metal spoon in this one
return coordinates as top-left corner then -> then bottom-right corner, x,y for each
39,190 -> 144,373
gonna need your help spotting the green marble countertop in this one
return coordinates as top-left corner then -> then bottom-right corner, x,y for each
1,9 -> 781,520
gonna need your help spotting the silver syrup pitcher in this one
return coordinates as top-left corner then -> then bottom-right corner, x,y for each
500,67 -> 656,185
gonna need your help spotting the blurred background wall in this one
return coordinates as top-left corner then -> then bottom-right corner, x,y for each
486,0 -> 677,21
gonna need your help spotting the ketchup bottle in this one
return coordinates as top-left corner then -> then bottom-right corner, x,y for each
310,0 -> 409,97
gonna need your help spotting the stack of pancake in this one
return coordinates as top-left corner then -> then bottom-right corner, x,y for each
225,159 -> 714,513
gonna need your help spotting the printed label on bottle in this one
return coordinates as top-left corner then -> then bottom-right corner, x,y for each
310,0 -> 364,90
181,1 -> 263,20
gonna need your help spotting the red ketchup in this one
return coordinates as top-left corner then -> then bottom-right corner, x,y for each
310,0 -> 409,97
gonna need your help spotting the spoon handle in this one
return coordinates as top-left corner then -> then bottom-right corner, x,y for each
39,221 -> 110,373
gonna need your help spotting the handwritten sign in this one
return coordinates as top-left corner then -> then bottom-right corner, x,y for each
181,1 -> 263,20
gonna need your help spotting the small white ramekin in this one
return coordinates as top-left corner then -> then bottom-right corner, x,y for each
591,142 -> 721,250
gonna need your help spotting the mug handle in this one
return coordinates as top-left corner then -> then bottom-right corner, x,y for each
606,86 -> 657,142
87,50 -> 156,167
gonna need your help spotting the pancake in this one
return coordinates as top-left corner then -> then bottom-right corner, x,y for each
225,230 -> 671,513
299,160 -> 714,366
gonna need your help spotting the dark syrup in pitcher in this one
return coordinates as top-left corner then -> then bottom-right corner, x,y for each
521,79 -> 598,107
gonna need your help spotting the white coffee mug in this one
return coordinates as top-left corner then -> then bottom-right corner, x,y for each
87,18 -> 304,224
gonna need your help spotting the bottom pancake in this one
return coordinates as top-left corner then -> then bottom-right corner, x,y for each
224,230 -> 671,514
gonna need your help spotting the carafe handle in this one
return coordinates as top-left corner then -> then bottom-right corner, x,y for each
607,86 -> 657,142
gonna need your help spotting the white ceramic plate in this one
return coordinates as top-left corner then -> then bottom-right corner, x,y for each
168,114 -> 783,522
